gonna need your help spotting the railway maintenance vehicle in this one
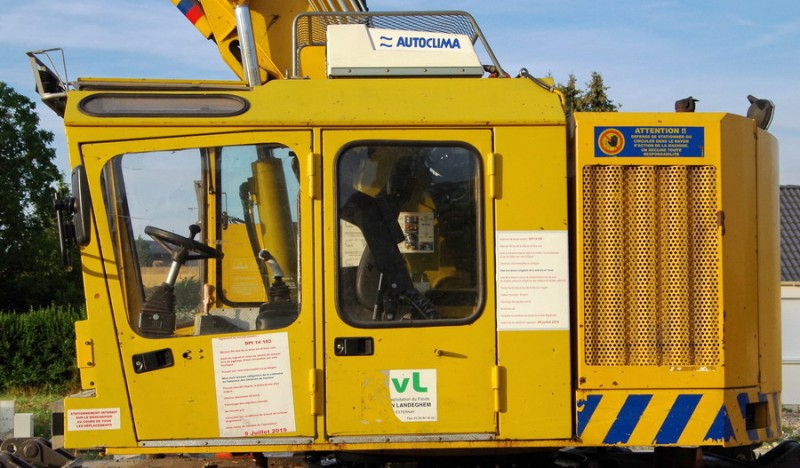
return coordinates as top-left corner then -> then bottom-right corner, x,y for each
3,0 -> 798,466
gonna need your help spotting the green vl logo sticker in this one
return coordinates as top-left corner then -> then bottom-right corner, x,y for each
391,372 -> 428,393
388,369 -> 437,422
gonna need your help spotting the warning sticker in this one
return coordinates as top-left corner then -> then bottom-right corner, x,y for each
67,408 -> 121,431
496,231 -> 570,331
595,126 -> 704,157
212,333 -> 296,437
340,220 -> 368,267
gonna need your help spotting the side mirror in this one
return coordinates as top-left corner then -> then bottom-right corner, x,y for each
53,165 -> 91,271
71,165 -> 91,246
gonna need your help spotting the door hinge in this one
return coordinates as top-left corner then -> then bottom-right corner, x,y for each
309,369 -> 321,415
307,152 -> 320,200
488,152 -> 501,199
492,365 -> 505,413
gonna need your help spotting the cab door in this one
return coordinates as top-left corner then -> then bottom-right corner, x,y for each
322,129 -> 497,440
84,131 -> 316,443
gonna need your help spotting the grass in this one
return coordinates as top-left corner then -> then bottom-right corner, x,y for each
0,387 -> 63,439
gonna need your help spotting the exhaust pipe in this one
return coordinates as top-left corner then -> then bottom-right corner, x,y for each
231,0 -> 261,86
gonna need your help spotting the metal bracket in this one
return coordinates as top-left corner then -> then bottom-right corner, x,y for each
25,49 -> 70,117
0,438 -> 80,468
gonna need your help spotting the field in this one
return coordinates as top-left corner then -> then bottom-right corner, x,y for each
140,265 -> 200,288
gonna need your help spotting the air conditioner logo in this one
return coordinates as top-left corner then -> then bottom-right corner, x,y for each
378,35 -> 462,49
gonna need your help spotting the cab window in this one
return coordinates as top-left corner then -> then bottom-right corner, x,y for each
101,144 -> 300,337
336,142 -> 482,326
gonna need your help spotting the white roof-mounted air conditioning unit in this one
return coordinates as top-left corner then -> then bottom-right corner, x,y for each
326,24 -> 484,78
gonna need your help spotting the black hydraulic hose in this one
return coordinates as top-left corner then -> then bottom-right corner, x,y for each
239,180 -> 271,296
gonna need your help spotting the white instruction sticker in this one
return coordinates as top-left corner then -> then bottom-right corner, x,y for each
398,212 -> 435,253
340,220 -> 368,267
496,230 -> 570,331
67,408 -> 121,431
212,332 -> 296,437
388,369 -> 437,422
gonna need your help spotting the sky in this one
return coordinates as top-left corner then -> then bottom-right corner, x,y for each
1,0 -> 798,183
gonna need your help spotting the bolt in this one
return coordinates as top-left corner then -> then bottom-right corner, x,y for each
22,441 -> 40,458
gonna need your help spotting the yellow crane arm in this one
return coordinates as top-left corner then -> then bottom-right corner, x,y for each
169,0 -> 366,82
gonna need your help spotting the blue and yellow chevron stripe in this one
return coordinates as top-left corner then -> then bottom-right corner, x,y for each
576,389 -> 780,447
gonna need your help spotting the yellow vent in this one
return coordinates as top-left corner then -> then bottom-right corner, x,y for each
582,165 -> 720,366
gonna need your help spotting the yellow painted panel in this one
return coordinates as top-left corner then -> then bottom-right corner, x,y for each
498,331 -> 571,439
492,126 -> 568,231
63,173 -> 138,448
78,131 -> 316,442
322,129 -> 496,436
220,223 -> 264,303
718,115 -> 759,387
64,79 -> 565,129
756,128 -> 781,393
572,113 -> 766,392
299,46 -> 327,79
575,388 -> 780,447
491,126 -> 571,440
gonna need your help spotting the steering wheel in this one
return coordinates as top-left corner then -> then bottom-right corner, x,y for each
144,225 -> 222,261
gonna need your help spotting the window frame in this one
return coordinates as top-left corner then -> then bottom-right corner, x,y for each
333,139 -> 486,329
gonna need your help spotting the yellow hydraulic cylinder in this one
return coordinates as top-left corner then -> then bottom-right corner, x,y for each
251,152 -> 298,287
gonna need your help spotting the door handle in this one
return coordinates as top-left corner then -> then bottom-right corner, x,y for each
334,337 -> 374,356
132,348 -> 174,373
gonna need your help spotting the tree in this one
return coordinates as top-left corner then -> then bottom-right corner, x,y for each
558,73 -> 583,115
581,71 -> 619,112
554,71 -> 619,114
0,82 -> 83,312
135,235 -> 155,267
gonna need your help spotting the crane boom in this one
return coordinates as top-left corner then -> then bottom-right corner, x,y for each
170,0 -> 366,83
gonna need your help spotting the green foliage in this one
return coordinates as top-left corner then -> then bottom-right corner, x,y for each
144,275 -> 202,326
174,275 -> 202,313
0,82 -> 84,311
0,305 -> 84,393
554,71 -> 619,114
135,235 -> 155,267
581,72 -> 619,112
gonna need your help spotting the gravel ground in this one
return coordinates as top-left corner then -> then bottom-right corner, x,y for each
780,408 -> 800,439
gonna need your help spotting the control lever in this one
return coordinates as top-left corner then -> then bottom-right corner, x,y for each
255,249 -> 298,330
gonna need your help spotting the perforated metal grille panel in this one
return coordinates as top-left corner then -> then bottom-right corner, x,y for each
582,165 -> 720,366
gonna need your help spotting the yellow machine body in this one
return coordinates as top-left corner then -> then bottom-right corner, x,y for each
39,2 -> 781,460
57,76 -> 781,455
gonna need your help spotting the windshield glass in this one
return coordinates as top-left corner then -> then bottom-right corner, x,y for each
101,144 -> 300,337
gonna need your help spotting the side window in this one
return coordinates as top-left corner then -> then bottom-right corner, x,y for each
218,145 -> 300,326
102,144 -> 300,338
336,143 -> 482,326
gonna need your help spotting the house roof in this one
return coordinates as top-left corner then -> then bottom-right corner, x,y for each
781,186 -> 800,281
